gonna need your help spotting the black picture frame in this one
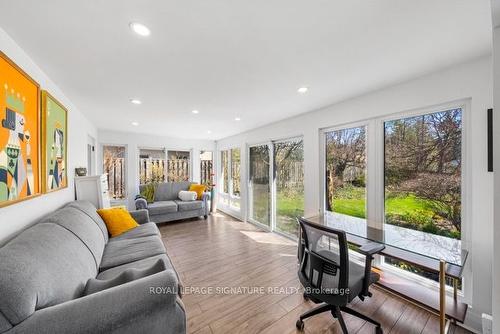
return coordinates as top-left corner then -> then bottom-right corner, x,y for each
488,108 -> 493,172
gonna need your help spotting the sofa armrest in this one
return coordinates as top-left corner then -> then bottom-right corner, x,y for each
12,270 -> 186,334
135,197 -> 148,210
201,192 -> 210,215
130,209 -> 150,225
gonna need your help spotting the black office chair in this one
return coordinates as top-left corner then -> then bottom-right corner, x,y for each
296,217 -> 385,334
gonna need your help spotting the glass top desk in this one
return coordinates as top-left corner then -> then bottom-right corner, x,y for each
301,212 -> 468,331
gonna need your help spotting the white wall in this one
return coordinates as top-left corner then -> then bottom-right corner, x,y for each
97,130 -> 215,208
217,56 -> 493,331
0,27 -> 98,245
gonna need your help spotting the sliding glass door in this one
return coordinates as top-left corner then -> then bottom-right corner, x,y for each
248,144 -> 271,227
248,138 -> 304,237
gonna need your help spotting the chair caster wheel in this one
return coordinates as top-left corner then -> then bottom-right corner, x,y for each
303,291 -> 309,300
296,319 -> 304,331
375,326 -> 383,334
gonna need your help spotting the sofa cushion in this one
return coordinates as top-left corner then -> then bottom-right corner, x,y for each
97,254 -> 175,280
100,236 -> 166,271
84,259 -> 166,296
65,200 -> 109,243
109,222 -> 160,241
0,223 -> 97,325
40,206 -> 106,269
148,200 -> 178,215
153,182 -> 191,201
0,313 -> 11,333
97,207 -> 139,237
175,200 -> 203,212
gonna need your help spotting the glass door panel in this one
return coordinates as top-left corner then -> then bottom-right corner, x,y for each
274,139 -> 304,237
249,145 -> 270,226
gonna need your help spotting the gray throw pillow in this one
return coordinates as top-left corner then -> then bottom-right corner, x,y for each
84,259 -> 166,296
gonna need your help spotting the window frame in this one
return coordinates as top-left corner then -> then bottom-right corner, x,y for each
218,147 -> 242,212
245,136 -> 305,238
230,147 -> 241,199
166,149 -> 193,182
199,150 -> 214,186
138,146 -> 166,185
101,143 -> 128,201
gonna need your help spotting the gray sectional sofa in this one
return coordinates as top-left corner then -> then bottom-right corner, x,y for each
0,200 -> 185,334
136,181 -> 209,223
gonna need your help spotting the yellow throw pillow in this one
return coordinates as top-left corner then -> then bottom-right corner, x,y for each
97,207 -> 139,237
189,184 -> 206,200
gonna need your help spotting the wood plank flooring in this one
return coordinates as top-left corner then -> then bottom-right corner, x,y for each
159,212 -> 472,334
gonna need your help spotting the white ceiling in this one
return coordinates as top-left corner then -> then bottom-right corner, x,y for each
0,0 -> 492,140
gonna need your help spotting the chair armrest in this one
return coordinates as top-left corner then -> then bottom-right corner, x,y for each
135,197 -> 148,210
357,242 -> 384,298
12,270 -> 185,334
358,242 -> 385,256
130,209 -> 150,225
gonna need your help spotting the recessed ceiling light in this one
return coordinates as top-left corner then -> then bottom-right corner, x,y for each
129,22 -> 151,37
131,121 -> 139,126
235,117 -> 241,121
297,86 -> 308,94
207,130 -> 212,134
130,99 -> 142,105
192,110 -> 199,114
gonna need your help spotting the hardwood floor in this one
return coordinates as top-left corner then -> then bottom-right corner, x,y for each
159,212 -> 471,334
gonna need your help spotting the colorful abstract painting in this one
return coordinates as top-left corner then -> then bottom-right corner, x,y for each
0,51 -> 40,207
42,91 -> 67,193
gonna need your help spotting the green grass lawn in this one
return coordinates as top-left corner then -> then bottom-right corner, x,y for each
331,186 -> 435,220
250,186 -> 452,238
277,192 -> 304,218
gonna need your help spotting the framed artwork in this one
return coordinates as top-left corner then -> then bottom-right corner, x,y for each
41,91 -> 68,193
0,51 -> 41,207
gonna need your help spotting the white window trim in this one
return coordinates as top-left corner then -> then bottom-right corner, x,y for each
319,99 -> 472,303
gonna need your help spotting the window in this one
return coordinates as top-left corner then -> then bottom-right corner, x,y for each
139,148 -> 166,185
384,108 -> 462,278
219,148 -> 241,210
231,148 -> 240,197
200,151 -> 213,186
384,109 -> 462,240
325,126 -> 367,220
248,144 -> 271,226
167,150 -> 190,182
321,106 -> 465,289
103,145 -> 126,199
221,150 -> 229,194
275,138 -> 304,237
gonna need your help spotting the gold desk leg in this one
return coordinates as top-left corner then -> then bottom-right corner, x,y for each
453,278 -> 458,300
439,260 -> 446,334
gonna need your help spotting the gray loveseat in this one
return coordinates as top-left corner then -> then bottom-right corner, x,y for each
136,181 -> 209,223
0,201 -> 185,334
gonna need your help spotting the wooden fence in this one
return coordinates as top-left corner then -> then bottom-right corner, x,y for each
200,160 -> 213,185
104,157 -> 126,199
139,158 -> 191,183
139,158 -> 166,184
250,160 -> 304,189
166,159 -> 190,182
